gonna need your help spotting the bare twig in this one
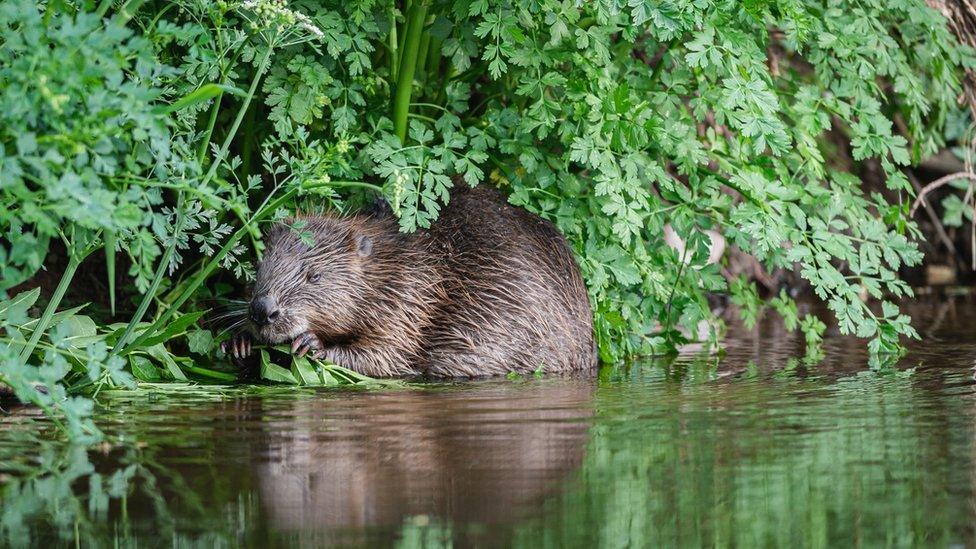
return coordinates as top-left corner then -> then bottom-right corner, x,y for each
906,170 -> 962,263
909,171 -> 976,216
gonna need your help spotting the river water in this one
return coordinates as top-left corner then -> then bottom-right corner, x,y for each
1,296 -> 974,547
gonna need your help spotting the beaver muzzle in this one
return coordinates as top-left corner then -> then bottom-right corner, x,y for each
249,295 -> 280,327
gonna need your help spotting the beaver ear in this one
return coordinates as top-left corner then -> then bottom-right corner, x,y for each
355,234 -> 373,257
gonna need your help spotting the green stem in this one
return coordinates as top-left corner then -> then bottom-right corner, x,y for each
410,102 -> 451,114
648,38 -> 677,89
18,256 -> 80,362
116,44 -> 275,355
416,22 -> 432,79
201,43 -> 274,188
94,0 -> 113,18
389,5 -> 399,82
110,193 -> 186,356
109,0 -> 147,27
239,97 -> 258,179
123,180 -> 374,354
397,0 -> 411,57
18,231 -> 97,362
198,90 -> 224,163
123,190 -> 295,354
393,1 -> 429,144
322,180 -> 385,193
427,35 -> 443,93
408,112 -> 437,124
182,364 -> 238,382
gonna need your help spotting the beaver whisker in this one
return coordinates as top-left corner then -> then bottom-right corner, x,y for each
213,300 -> 248,309
209,309 -> 247,320
207,317 -> 249,337
215,317 -> 247,332
223,318 -> 248,331
207,311 -> 249,327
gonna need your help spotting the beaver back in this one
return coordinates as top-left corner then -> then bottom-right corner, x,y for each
422,187 -> 596,376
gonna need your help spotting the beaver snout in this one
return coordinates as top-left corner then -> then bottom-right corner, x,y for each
249,296 -> 280,327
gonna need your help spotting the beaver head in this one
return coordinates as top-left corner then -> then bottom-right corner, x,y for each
247,217 -> 374,345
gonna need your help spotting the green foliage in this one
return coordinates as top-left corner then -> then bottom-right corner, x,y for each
0,0 -> 973,437
257,345 -> 403,387
0,2 -> 169,291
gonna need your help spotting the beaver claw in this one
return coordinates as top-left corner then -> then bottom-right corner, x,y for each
291,331 -> 325,359
221,334 -> 253,359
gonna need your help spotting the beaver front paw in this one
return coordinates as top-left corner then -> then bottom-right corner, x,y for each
291,331 -> 325,359
221,333 -> 253,359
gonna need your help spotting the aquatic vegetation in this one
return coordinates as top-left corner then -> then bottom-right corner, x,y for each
1,0 -> 974,433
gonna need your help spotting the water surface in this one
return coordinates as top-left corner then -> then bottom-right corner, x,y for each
1,296 -> 974,547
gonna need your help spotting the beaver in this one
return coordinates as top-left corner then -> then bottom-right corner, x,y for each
222,186 -> 596,378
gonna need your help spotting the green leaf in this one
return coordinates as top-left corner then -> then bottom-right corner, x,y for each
146,344 -> 187,381
136,311 -> 206,349
186,329 -> 215,354
51,315 -> 102,350
0,288 -> 40,325
260,350 -> 299,384
129,355 -> 162,382
290,355 -> 319,385
317,368 -> 340,387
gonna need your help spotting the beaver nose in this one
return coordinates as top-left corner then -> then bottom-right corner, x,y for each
249,296 -> 280,326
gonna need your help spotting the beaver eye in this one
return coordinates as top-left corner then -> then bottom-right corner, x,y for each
307,272 -> 321,283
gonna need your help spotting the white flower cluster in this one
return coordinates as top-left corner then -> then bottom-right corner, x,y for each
238,0 -> 323,41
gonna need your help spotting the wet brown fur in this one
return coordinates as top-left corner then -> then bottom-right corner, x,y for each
248,186 -> 596,378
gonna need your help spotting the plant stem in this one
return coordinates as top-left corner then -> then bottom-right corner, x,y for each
105,230 -> 117,316
116,44 -> 276,356
111,193 -> 186,356
19,249 -> 85,362
181,364 -> 237,382
648,38 -> 677,89
408,112 -> 437,124
201,43 -> 274,187
427,35 -> 443,102
94,0 -> 114,18
322,180 -> 386,193
110,0 -> 147,26
389,5 -> 399,82
198,89 -> 224,163
123,190 -> 295,354
393,1 -> 429,143
416,21 -> 432,79
239,97 -> 257,179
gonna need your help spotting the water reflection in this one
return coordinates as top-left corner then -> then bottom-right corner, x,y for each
254,383 -> 594,544
0,296 -> 974,547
